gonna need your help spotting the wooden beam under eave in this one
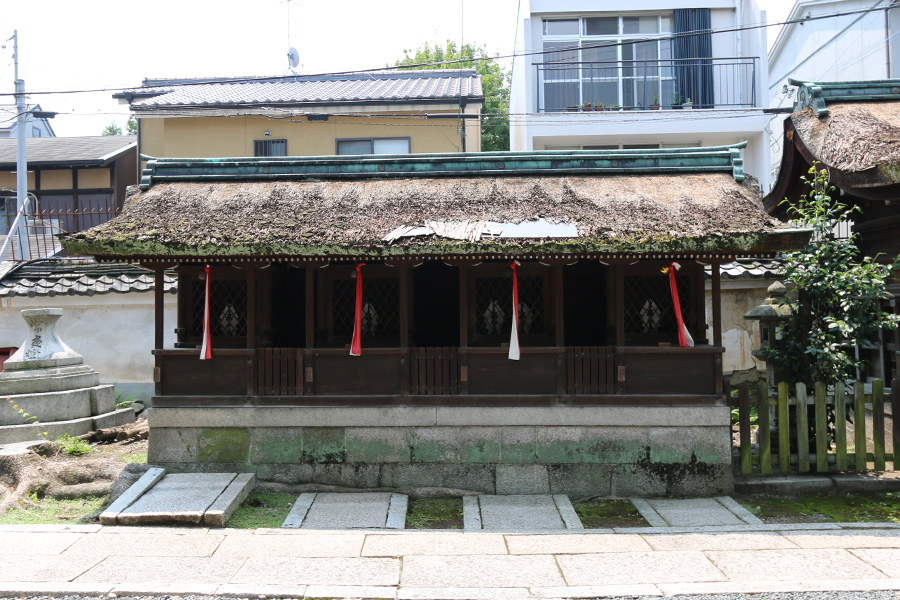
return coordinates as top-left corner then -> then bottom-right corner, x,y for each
711,261 -> 722,348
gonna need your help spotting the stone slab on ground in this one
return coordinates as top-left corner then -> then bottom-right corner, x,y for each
102,471 -> 254,527
285,492 -> 409,529
634,497 -> 758,527
468,494 -> 583,531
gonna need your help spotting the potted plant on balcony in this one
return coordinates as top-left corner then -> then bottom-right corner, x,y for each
650,94 -> 660,110
672,91 -> 682,109
683,97 -> 693,110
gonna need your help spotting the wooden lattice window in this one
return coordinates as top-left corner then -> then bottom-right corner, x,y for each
469,264 -> 550,345
177,267 -> 249,348
623,270 -> 690,344
320,265 -> 401,347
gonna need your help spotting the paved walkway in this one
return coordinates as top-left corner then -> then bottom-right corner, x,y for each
4,521 -> 900,598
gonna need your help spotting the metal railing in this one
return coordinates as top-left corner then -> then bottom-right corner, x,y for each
535,56 -> 758,113
0,195 -> 120,262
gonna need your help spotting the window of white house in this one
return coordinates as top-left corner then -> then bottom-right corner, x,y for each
541,14 -> 675,111
336,138 -> 411,155
32,127 -> 41,137
254,139 -> 287,157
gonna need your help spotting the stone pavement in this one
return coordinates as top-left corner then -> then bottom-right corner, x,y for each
5,521 -> 900,598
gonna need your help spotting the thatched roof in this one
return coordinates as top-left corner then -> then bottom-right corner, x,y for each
61,173 -> 802,259
791,103 -> 900,174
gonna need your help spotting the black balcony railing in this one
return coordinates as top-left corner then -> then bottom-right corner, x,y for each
1,196 -> 121,262
535,56 -> 758,113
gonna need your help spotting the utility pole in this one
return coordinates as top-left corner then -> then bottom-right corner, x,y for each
13,30 -> 29,261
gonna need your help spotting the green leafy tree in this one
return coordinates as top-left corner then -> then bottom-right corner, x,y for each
769,165 -> 900,385
101,120 -> 122,136
396,41 -> 509,152
126,115 -> 137,135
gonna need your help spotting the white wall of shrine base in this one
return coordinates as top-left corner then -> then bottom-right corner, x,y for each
0,292 -> 177,405
147,406 -> 734,497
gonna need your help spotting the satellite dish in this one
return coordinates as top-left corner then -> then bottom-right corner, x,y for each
287,47 -> 300,70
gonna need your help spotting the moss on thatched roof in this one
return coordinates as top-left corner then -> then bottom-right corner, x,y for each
61,174 -> 802,259
792,103 -> 900,175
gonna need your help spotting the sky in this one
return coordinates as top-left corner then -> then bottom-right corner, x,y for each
3,0 -> 794,138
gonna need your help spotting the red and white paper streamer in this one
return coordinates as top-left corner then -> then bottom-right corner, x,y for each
668,262 -> 694,348
350,262 -> 364,356
508,261 -> 520,360
200,264 -> 213,360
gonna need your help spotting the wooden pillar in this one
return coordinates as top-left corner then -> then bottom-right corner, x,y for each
304,267 -> 315,396
615,263 -> 625,347
693,261 -> 708,345
246,268 -> 256,349
458,264 -> 469,394
154,267 -> 165,350
711,261 -> 722,348
552,264 -> 565,395
399,266 -> 410,395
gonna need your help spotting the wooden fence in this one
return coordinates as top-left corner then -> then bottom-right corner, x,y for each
729,379 -> 898,475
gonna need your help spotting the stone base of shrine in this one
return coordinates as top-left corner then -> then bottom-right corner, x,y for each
147,405 -> 734,497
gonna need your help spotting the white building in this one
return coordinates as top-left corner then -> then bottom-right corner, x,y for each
511,0 -> 773,192
0,104 -> 56,138
768,0 -> 900,179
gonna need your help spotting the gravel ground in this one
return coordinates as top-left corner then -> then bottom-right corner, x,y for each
2,592 -> 900,600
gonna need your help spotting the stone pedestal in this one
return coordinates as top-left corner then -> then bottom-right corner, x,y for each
0,308 -> 135,444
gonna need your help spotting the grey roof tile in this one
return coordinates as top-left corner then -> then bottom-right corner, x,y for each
0,136 -> 136,167
127,70 -> 483,109
707,259 -> 784,280
0,258 -> 177,298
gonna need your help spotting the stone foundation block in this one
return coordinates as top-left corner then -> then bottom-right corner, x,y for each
345,427 -> 411,463
1,388 -> 92,425
302,428 -> 346,463
441,464 -> 495,493
379,463 -> 443,489
148,427 -> 200,463
314,463 -> 381,488
496,464 -> 550,494
257,463 -> 314,484
90,385 -> 116,415
251,428 -> 303,464
548,464 -> 613,498
499,427 -> 538,463
199,428 -> 251,463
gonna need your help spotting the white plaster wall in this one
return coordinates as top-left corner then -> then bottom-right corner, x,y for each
0,293 -> 177,386
705,281 -> 770,376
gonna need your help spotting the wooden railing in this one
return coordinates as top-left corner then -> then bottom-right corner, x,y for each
410,347 -> 458,395
729,379 -> 896,475
566,346 -> 613,394
256,348 -> 303,396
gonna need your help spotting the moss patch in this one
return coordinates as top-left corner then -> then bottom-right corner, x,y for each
737,492 -> 900,524
572,499 -> 647,528
199,428 -> 251,463
226,492 -> 297,529
0,495 -> 108,525
405,498 -> 464,529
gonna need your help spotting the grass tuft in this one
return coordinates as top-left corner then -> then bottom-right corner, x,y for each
572,499 -> 647,528
227,492 -> 297,528
0,495 -> 108,525
405,498 -> 464,529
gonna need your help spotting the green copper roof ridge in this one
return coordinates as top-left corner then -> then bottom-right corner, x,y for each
139,144 -> 748,190
790,79 -> 900,118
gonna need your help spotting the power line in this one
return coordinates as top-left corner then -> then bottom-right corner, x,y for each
0,4 -> 894,100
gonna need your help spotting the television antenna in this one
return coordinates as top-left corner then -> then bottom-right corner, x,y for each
287,47 -> 300,70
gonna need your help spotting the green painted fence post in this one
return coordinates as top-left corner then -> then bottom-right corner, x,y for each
815,381 -> 828,473
835,381 -> 848,471
739,382 -> 752,475
873,379 -> 886,472
796,382 -> 809,473
893,380 -> 900,471
855,381 -> 867,473
778,381 -> 790,474
758,381 -> 771,475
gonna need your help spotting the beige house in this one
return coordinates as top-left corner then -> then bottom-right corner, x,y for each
114,70 -> 484,162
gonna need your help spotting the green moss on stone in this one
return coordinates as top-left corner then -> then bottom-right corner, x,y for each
198,428 -> 251,463
302,428 -> 346,463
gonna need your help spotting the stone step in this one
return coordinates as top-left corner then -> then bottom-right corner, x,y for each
630,496 -> 764,527
464,494 -> 584,531
283,492 -> 408,529
100,469 -> 255,527
1,385 -> 115,426
0,364 -> 100,396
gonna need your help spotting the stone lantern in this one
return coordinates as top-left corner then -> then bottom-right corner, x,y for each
743,281 -> 793,390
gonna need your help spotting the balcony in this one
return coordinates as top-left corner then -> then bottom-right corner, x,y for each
535,57 -> 759,113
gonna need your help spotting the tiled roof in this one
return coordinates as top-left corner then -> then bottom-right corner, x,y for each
121,70 -> 483,109
707,259 -> 784,280
0,136 -> 136,167
0,258 -> 177,298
